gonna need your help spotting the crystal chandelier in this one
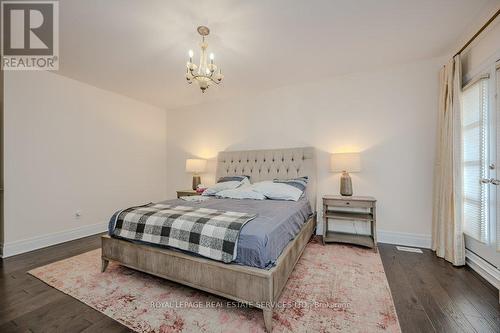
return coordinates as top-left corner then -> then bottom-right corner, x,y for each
186,26 -> 224,93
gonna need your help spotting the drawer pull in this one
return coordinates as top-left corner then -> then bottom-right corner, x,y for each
345,202 -> 350,205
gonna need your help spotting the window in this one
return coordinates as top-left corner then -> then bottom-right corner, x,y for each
462,76 -> 489,243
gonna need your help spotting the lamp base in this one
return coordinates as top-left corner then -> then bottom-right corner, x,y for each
192,176 -> 201,190
340,171 -> 353,196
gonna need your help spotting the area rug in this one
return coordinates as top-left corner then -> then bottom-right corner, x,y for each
29,238 -> 400,332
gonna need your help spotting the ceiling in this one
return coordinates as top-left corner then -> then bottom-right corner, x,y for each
57,0 -> 500,109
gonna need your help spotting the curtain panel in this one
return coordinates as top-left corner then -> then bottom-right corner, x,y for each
432,55 -> 466,266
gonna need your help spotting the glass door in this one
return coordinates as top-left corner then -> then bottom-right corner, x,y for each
463,62 -> 500,268
496,63 -> 500,256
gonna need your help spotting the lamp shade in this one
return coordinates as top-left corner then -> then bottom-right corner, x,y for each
185,159 -> 207,173
330,153 -> 361,173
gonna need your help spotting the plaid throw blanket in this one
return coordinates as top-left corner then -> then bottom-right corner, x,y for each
112,203 -> 256,263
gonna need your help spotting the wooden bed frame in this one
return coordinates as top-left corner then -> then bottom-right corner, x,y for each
101,147 -> 317,332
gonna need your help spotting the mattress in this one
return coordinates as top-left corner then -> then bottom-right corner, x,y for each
109,197 -> 313,269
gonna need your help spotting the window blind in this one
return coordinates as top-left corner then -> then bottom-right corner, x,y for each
497,65 -> 500,252
462,77 -> 489,243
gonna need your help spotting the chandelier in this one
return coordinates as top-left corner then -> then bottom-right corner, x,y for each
185,26 -> 224,93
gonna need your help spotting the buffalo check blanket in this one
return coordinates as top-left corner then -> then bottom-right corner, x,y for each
111,203 -> 257,263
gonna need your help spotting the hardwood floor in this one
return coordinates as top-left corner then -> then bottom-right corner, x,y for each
379,244 -> 500,333
0,236 -> 498,332
0,234 -> 131,333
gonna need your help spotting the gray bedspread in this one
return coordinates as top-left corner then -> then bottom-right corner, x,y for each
109,197 -> 312,269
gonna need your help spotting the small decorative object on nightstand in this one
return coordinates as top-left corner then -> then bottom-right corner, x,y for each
176,189 -> 201,199
330,153 -> 361,196
185,159 -> 207,190
322,195 -> 377,252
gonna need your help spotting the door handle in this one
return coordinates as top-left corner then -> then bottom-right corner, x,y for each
481,178 -> 500,185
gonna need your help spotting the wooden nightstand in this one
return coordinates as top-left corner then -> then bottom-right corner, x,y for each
322,195 -> 377,252
176,190 -> 201,198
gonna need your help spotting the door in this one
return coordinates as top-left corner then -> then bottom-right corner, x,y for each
462,62 -> 500,268
496,62 -> 500,257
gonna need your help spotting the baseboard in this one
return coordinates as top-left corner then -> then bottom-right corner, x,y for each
465,249 -> 500,289
377,230 -> 432,249
1,222 -> 108,258
315,226 -> 432,249
0,224 -> 432,257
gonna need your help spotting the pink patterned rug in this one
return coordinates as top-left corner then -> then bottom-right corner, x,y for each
29,238 -> 400,332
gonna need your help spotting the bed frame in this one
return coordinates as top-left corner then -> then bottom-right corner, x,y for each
101,147 -> 317,332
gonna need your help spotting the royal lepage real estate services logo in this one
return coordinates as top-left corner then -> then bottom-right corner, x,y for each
1,0 -> 59,70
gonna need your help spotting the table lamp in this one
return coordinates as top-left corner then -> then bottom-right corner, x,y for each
330,153 -> 361,196
185,159 -> 207,190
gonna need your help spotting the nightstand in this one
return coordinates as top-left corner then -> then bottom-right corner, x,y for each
176,190 -> 201,198
322,195 -> 377,252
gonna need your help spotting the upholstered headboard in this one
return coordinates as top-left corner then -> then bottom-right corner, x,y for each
216,147 -> 317,211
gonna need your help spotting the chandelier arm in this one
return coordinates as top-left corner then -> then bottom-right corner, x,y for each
192,77 -> 221,84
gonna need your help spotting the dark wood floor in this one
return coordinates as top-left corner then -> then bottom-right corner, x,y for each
379,244 -> 500,333
0,236 -> 498,332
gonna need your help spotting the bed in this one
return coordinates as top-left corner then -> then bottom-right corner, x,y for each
101,147 -> 317,332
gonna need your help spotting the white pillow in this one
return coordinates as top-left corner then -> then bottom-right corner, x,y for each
251,180 -> 304,201
202,177 -> 250,196
216,187 -> 266,200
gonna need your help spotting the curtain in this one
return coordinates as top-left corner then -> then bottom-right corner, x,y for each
432,55 -> 465,266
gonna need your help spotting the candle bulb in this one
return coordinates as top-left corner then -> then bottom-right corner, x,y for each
188,49 -> 194,63
209,53 -> 214,64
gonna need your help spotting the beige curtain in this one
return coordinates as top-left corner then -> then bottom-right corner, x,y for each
432,55 -> 465,266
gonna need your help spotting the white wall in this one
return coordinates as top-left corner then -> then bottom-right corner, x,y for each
166,57 -> 444,246
3,71 -> 167,256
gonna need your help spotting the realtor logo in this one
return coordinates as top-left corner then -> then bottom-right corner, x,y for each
1,1 -> 59,70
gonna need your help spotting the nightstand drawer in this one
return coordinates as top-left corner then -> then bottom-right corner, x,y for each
323,199 -> 373,208
176,190 -> 200,198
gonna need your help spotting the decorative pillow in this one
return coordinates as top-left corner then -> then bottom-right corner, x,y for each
216,187 -> 266,200
273,176 -> 308,192
217,175 -> 250,183
251,177 -> 308,201
202,177 -> 250,196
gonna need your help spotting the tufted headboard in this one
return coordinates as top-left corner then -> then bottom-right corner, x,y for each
216,147 -> 317,211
